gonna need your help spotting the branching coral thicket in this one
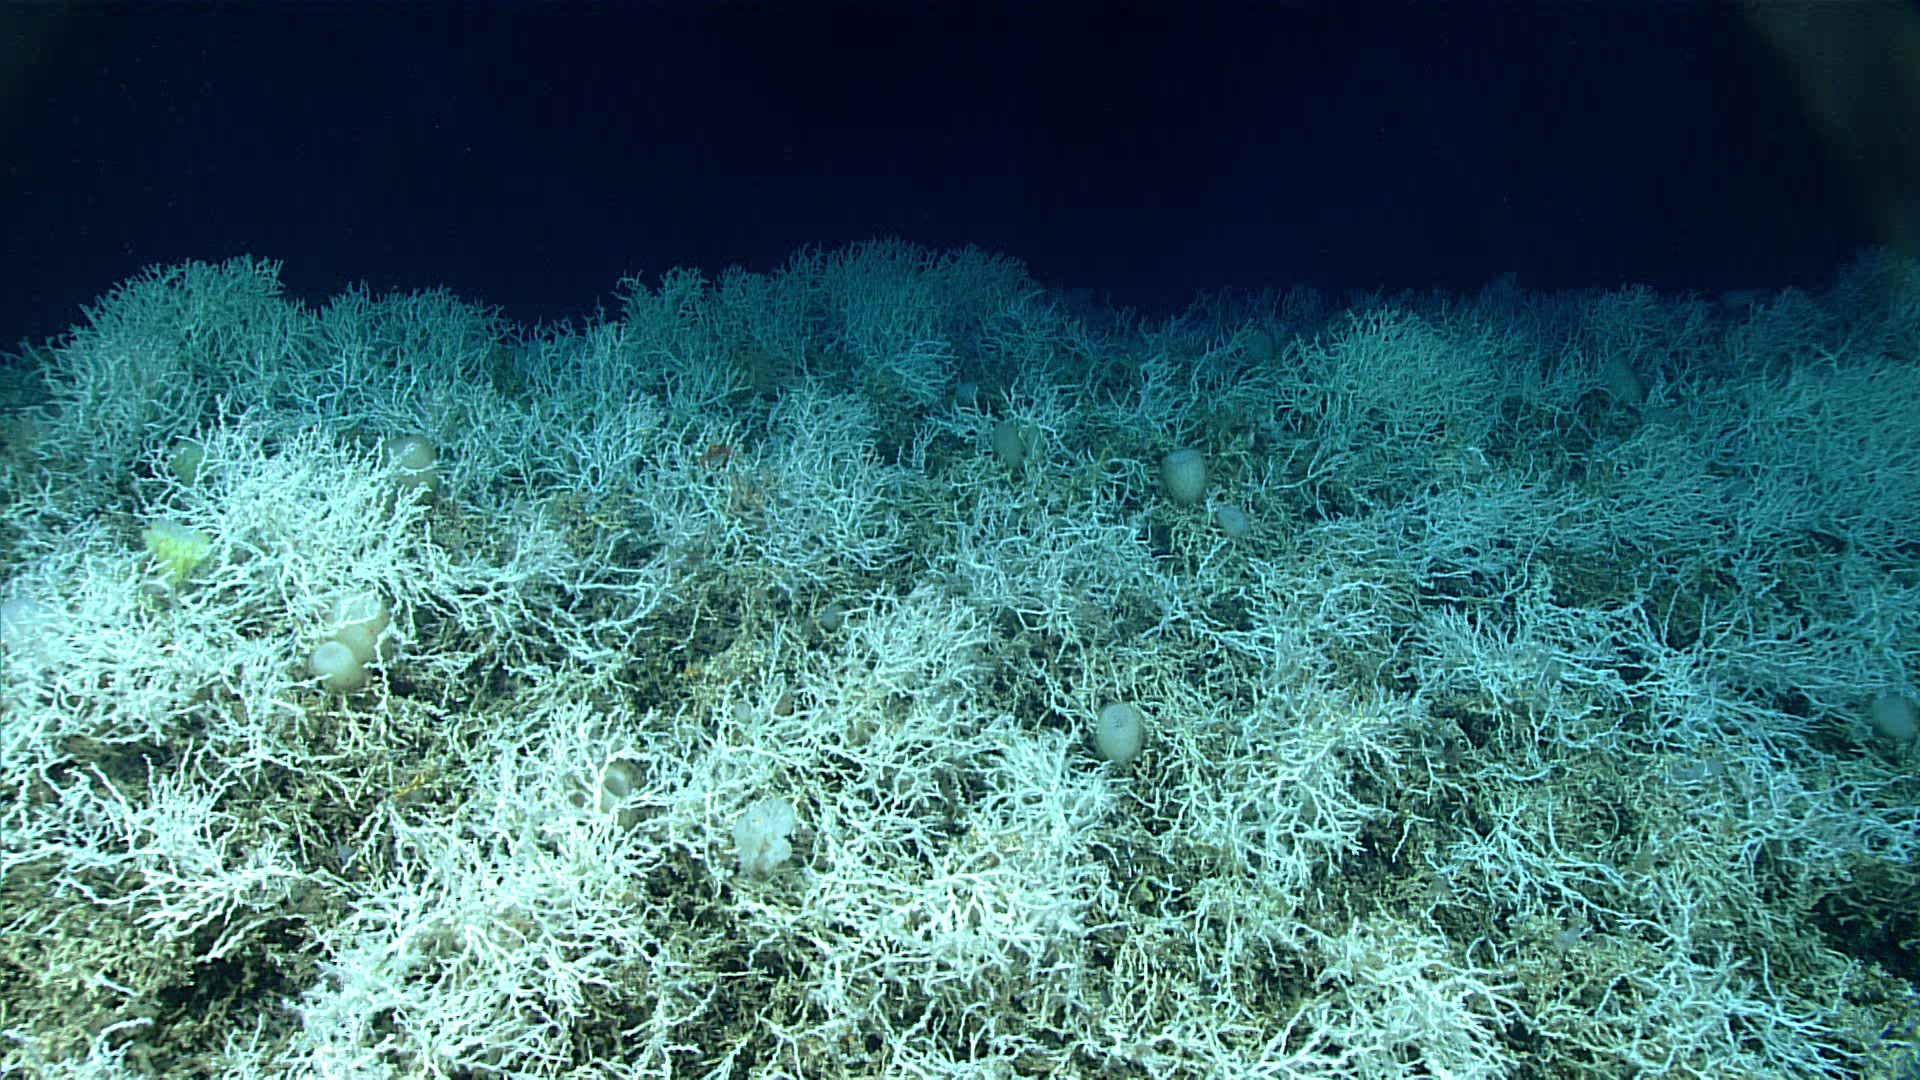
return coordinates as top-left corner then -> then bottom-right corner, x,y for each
2,241 -> 1916,1078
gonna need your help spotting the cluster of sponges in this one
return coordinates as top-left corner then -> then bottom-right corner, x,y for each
306,434 -> 437,693
308,592 -> 392,693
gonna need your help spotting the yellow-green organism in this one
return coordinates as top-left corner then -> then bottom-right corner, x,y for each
141,520 -> 212,587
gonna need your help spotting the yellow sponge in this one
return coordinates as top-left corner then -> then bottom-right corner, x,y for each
141,521 -> 212,587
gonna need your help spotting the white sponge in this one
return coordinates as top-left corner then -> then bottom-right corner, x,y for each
309,640 -> 367,693
1094,701 -> 1147,764
732,798 -> 796,877
307,592 -> 391,694
328,592 -> 392,666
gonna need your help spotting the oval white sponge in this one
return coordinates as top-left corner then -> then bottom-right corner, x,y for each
1095,702 -> 1147,764
309,640 -> 367,693
383,433 -> 441,497
1160,449 -> 1208,506
329,592 -> 392,666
